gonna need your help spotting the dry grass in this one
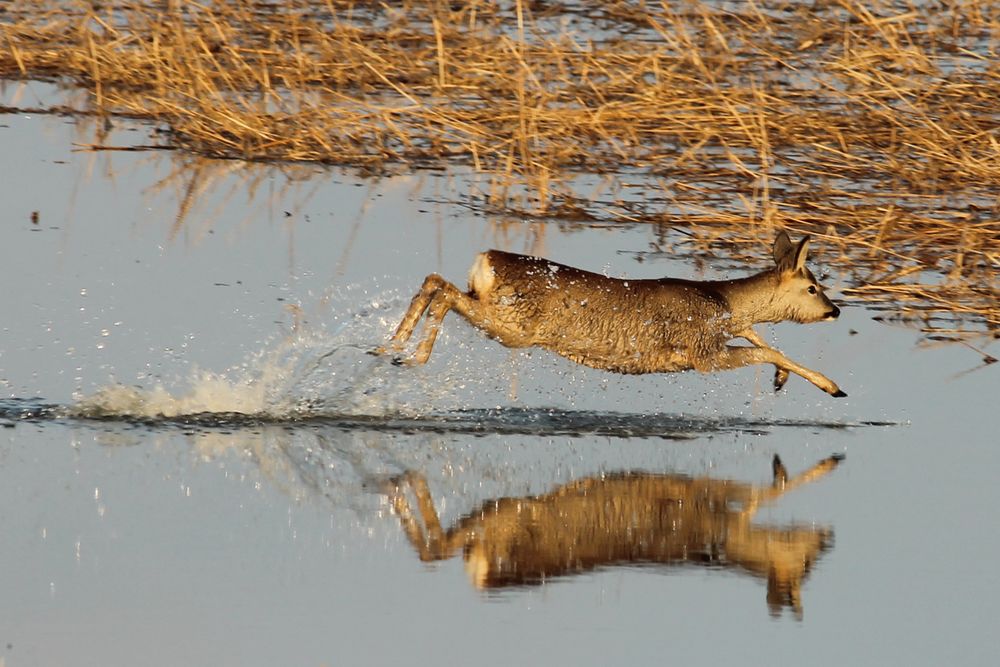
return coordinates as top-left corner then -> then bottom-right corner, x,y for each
1,0 -> 998,338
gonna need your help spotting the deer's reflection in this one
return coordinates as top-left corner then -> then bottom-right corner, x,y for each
389,454 -> 843,618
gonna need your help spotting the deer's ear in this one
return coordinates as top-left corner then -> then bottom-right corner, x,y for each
772,231 -> 794,269
774,232 -> 810,272
792,236 -> 811,272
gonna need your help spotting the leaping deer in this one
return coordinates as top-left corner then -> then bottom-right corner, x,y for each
378,231 -> 845,396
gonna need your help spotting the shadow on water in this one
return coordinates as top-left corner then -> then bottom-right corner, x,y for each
0,399 -> 895,439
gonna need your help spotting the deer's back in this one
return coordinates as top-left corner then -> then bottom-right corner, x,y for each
471,250 -> 734,373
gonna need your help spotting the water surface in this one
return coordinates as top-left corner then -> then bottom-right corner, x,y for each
1,106 -> 997,666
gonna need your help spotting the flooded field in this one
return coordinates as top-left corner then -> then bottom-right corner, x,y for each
1,98 -> 997,666
2,0 -> 999,660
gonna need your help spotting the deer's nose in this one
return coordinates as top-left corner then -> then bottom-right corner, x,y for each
826,304 -> 841,320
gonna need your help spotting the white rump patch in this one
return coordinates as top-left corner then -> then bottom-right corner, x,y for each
468,252 -> 495,296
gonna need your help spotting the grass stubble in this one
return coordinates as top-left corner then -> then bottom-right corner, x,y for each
1,0 -> 997,345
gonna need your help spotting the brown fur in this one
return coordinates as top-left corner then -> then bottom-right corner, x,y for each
378,232 -> 845,396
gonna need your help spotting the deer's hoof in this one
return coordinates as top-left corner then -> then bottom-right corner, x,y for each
832,389 -> 847,398
773,369 -> 789,392
381,472 -> 411,491
390,355 -> 407,367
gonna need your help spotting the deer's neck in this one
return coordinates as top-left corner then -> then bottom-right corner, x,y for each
712,270 -> 782,325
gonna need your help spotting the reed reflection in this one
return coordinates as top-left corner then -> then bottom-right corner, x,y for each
389,454 -> 843,619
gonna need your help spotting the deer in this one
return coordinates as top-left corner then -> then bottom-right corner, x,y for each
386,453 -> 845,619
377,231 -> 845,396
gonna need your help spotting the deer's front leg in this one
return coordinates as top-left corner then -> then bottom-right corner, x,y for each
735,327 -> 790,392
706,345 -> 846,397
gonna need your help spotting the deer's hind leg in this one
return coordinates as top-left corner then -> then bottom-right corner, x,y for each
410,280 -> 483,364
378,273 -> 486,365
387,472 -> 457,562
378,274 -> 449,355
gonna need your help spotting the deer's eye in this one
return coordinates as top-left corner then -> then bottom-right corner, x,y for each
807,285 -> 818,295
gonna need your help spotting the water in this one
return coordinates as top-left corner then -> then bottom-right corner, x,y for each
2,106 -> 998,666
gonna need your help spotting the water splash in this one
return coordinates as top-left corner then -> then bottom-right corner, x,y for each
70,291 -> 411,421
8,287 -> 900,435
